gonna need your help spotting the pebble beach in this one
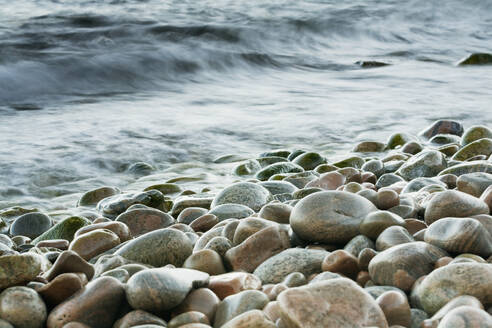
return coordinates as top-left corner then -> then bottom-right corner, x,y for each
1,119 -> 492,327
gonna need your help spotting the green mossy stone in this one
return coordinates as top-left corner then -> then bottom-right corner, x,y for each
332,156 -> 365,169
259,150 -> 291,158
429,134 -> 461,145
462,125 -> 492,146
78,186 -> 120,207
32,216 -> 91,243
144,183 -> 182,195
314,164 -> 338,174
255,162 -> 304,181
292,152 -> 327,170
256,156 -> 288,168
233,160 -> 261,176
452,138 -> 492,161
287,149 -> 306,161
352,141 -> 386,153
386,133 -> 414,149
458,53 -> 492,66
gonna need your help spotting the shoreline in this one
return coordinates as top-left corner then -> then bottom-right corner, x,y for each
0,119 -> 491,327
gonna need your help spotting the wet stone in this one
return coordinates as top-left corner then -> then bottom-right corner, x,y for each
33,216 -> 91,244
172,288 -> 220,322
37,272 -> 88,308
292,152 -> 326,170
452,138 -> 492,161
0,253 -> 52,289
208,204 -> 254,222
375,225 -> 414,251
113,310 -> 168,328
255,162 -> 304,181
360,211 -> 406,240
78,187 -> 120,207
419,120 -> 464,139
344,234 -> 375,257
68,228 -> 121,261
396,150 -> 447,180
213,290 -> 269,328
0,286 -> 47,328
211,182 -> 272,212
116,208 -> 174,236
462,125 -> 492,146
43,250 -> 94,281
10,212 -> 52,239
96,190 -> 165,219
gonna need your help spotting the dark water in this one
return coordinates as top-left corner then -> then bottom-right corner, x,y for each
1,0 -> 492,212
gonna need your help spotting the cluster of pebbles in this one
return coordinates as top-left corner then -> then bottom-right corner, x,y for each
1,119 -> 492,328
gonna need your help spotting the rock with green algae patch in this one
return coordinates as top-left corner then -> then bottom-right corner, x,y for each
78,186 -> 120,207
462,125 -> 492,146
292,152 -> 326,170
452,138 -> 492,161
458,53 -> 492,66
255,162 -> 303,181
32,216 -> 91,243
332,156 -> 365,169
438,160 -> 492,176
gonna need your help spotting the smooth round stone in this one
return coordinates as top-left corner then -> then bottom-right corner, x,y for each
419,120 -> 464,139
144,182 -> 182,195
255,162 -> 304,181
437,306 -> 492,328
424,190 -> 489,225
376,189 -> 400,210
213,290 -> 269,328
178,208 -> 209,225
401,177 -> 446,194
290,191 -> 377,244
292,152 -> 326,170
46,276 -> 125,328
10,212 -> 52,239
172,288 -> 220,322
369,242 -> 448,292
113,310 -> 168,328
116,208 -> 174,236
126,268 -> 209,315
208,272 -> 262,300
375,226 -> 414,251
396,150 -> 447,180
43,250 -> 94,281
430,134 -> 461,145
32,216 -> 91,244
97,190 -> 164,218
410,308 -> 428,328
376,174 -> 405,189
352,141 -> 386,153
362,172 -> 378,185
376,291 -> 411,327
282,272 -> 307,288
0,286 -> 47,328
253,248 -> 326,284
101,268 -> 130,283
37,273 -> 88,308
462,125 -> 492,146
344,235 -> 375,257
78,187 -> 120,207
277,278 -> 388,328
321,250 -> 359,279
332,156 -> 365,169
424,218 -> 492,258
387,133 -> 414,149
74,221 -> 131,243
211,182 -> 272,212
183,250 -> 226,275
0,253 -> 52,289
232,218 -> 273,245
360,211 -> 406,240
411,263 -> 492,315
69,229 -> 120,261
362,159 -> 384,177
233,160 -> 261,176
190,214 -> 219,233
194,226 -> 226,252
383,160 -> 406,173
456,172 -> 492,197
258,202 -> 292,224
405,219 -> 428,235
364,286 -> 407,299
208,204 -> 254,222
220,309 -> 275,328
168,311 -> 209,328
305,171 -> 346,190
259,181 -> 298,195
115,228 -> 192,267
452,138 -> 492,161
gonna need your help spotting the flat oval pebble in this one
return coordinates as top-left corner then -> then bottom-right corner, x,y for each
360,211 -> 406,240
368,241 -> 448,292
172,288 -> 220,321
208,204 -> 254,222
116,208 -> 174,236
213,290 -> 269,328
126,268 -> 209,315
78,187 -> 120,207
211,182 -> 272,212
10,212 -> 52,239
68,228 -> 120,261
115,228 -> 192,267
375,226 -> 414,251
290,191 -> 377,244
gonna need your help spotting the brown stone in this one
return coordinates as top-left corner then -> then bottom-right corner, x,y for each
376,291 -> 411,327
178,208 -> 209,225
113,310 -> 167,328
375,226 -> 414,251
213,290 -> 269,328
36,239 -> 70,250
74,221 -> 131,242
360,211 -> 406,240
377,189 -> 400,210
208,272 -> 262,300
356,271 -> 371,287
404,219 -> 427,235
116,208 -> 174,237
357,248 -> 378,271
258,203 -> 292,224
47,277 -> 125,328
190,214 -> 219,233
183,250 -> 226,275
419,120 -> 464,139
434,256 -> 453,269
225,225 -> 290,273
220,310 -> 276,328
37,273 -> 88,308
263,301 -> 281,323
321,250 -> 359,279
232,218 -> 273,246
0,253 -> 52,289
305,171 -> 346,190
68,229 -> 120,261
277,278 -> 388,328
171,288 -> 220,322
